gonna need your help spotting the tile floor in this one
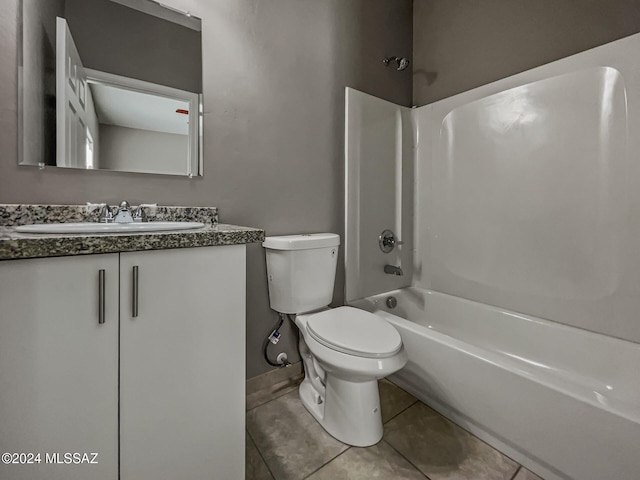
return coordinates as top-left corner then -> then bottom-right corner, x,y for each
246,377 -> 544,480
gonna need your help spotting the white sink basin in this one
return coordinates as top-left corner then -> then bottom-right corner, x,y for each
15,221 -> 206,234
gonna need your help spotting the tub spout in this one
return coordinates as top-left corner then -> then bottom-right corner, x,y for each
384,264 -> 403,276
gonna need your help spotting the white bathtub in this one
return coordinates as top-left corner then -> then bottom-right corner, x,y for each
351,287 -> 640,480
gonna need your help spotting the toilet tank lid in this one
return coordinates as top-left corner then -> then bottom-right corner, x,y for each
263,233 -> 340,250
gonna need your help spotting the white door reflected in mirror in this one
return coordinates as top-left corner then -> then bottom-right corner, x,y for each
56,17 -> 98,169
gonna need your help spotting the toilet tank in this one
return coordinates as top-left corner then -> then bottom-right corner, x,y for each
263,233 -> 340,314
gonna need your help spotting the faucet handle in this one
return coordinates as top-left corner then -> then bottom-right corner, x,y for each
86,203 -> 115,223
133,203 -> 157,223
99,204 -> 115,223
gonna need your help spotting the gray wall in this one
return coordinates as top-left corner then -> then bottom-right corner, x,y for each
413,0 -> 640,105
0,0 -> 412,378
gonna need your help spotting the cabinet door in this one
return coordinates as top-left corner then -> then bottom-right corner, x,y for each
0,254 -> 119,480
120,246 -> 246,480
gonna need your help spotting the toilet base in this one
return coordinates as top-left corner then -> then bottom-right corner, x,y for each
299,374 -> 383,447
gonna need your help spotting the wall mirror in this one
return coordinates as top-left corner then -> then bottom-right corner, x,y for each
19,0 -> 203,176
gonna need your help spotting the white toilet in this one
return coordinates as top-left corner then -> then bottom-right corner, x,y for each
263,233 -> 408,447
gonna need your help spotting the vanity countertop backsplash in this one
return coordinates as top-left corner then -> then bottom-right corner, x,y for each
0,204 -> 265,260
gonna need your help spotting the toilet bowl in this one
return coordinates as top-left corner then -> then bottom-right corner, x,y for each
263,233 -> 408,446
295,306 -> 407,446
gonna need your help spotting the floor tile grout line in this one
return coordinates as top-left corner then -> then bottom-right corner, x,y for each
382,397 -> 419,425
509,465 -> 522,480
414,399 -> 524,471
246,427 -> 278,480
246,387 -> 294,412
301,445 -> 352,480
383,399 -> 519,480
381,439 -> 431,479
246,380 -> 303,412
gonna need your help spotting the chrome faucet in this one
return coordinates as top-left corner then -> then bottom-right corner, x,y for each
384,264 -> 403,276
88,201 -> 157,223
114,201 -> 134,223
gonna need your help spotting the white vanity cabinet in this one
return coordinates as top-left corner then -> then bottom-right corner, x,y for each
119,246 -> 246,480
0,253 -> 120,480
0,245 -> 246,480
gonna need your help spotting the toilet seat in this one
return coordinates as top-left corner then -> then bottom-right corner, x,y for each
305,306 -> 402,358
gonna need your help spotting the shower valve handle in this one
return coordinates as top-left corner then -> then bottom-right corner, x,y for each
379,229 -> 403,253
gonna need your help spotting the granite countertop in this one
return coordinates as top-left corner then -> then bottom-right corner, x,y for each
0,204 -> 265,261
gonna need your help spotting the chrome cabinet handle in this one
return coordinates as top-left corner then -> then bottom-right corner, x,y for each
132,266 -> 139,318
98,269 -> 106,324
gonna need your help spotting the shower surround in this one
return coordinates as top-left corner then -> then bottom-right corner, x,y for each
345,33 -> 640,480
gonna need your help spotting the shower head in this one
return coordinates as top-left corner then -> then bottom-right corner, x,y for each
383,56 -> 410,71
